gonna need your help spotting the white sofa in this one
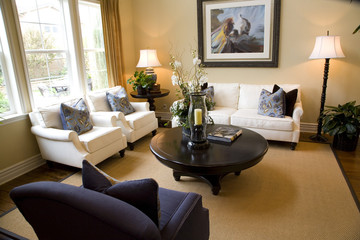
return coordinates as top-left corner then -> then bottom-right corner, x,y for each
173,83 -> 303,150
29,100 -> 128,168
86,86 -> 158,150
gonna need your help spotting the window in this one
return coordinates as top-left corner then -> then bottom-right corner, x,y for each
0,3 -> 21,117
79,1 -> 108,91
14,0 -> 108,108
15,0 -> 72,107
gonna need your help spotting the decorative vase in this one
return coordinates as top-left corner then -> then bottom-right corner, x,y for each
187,92 -> 209,150
333,131 -> 359,151
137,86 -> 147,95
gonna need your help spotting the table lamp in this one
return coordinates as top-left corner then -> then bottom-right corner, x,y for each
136,49 -> 161,80
309,31 -> 345,142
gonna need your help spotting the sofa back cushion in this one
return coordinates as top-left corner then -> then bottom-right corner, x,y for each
209,83 -> 240,109
238,84 -> 273,109
238,84 -> 301,109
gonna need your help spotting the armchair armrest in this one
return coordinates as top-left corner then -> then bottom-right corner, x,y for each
292,101 -> 303,126
31,125 -> 78,142
131,102 -> 150,112
160,189 -> 209,240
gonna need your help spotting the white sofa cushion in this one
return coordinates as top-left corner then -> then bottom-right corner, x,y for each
87,86 -> 123,112
238,84 -> 301,109
78,126 -> 123,153
209,107 -> 237,125
125,111 -> 156,130
209,83 -> 240,109
231,109 -> 294,131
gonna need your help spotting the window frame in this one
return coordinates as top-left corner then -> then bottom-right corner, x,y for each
12,0 -> 106,111
0,0 -> 25,119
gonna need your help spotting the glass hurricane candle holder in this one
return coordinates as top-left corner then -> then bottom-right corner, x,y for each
187,92 -> 209,150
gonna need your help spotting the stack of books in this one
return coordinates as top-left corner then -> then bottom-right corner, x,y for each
207,126 -> 243,144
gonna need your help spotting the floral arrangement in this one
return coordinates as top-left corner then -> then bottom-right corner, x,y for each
169,49 -> 214,128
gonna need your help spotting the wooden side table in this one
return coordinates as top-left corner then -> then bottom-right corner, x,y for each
130,89 -> 170,111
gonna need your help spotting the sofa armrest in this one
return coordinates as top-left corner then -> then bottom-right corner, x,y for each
131,102 -> 150,112
31,125 -> 78,142
292,101 -> 303,126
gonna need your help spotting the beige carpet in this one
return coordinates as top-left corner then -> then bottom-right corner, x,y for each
1,129 -> 360,240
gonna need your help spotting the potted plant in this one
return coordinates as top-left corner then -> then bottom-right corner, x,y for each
321,101 -> 360,151
127,70 -> 155,95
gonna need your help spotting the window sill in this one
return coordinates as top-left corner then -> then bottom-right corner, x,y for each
0,113 -> 28,126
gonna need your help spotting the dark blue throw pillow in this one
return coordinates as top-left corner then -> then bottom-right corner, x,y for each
60,98 -> 93,134
82,160 -> 160,226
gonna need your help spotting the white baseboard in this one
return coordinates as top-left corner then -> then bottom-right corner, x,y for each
0,155 -> 45,185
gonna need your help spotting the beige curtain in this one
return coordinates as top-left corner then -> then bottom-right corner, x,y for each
100,0 -> 124,87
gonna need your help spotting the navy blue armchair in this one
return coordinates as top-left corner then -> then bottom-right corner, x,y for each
10,181 -> 209,240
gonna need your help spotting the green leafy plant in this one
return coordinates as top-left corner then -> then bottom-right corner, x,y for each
127,70 -> 155,91
321,101 -> 360,139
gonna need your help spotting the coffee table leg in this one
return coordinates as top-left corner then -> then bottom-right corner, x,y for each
202,175 -> 222,195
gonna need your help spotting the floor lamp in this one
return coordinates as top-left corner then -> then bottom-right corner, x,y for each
309,31 -> 345,142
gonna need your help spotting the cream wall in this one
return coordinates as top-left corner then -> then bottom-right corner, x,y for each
126,0 -> 360,123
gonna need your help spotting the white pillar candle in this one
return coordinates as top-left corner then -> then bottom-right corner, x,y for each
194,109 -> 202,125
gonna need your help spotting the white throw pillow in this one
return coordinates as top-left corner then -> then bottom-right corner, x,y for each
38,104 -> 64,129
87,86 -> 122,112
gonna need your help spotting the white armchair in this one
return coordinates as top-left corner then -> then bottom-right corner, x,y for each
29,100 -> 127,168
86,86 -> 158,150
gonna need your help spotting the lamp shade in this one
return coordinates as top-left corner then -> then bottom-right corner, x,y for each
136,49 -> 161,68
309,35 -> 345,59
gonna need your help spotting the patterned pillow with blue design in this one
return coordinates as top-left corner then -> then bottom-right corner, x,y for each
258,88 -> 285,118
106,89 -> 135,115
60,98 -> 93,134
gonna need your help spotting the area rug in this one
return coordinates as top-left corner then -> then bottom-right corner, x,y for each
1,130 -> 359,240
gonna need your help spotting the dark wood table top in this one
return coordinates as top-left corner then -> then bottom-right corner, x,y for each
130,89 -> 170,99
150,125 -> 269,175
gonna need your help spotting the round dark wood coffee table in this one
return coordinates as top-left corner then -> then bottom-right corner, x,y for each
150,125 -> 268,195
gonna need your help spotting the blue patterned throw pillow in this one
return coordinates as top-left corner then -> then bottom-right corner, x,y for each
258,88 -> 285,118
60,98 -> 93,134
106,91 -> 135,115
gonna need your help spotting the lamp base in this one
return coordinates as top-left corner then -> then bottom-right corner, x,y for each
309,134 -> 328,143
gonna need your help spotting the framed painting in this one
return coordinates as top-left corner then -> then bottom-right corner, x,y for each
197,0 -> 281,67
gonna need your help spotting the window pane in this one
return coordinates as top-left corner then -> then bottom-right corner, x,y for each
0,59 -> 10,113
0,5 -> 18,116
16,0 -> 71,107
79,1 -> 108,91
